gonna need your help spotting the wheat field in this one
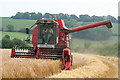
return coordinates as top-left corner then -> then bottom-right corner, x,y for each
0,49 -> 119,78
1,49 -> 61,78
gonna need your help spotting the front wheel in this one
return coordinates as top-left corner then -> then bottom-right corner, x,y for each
62,48 -> 71,70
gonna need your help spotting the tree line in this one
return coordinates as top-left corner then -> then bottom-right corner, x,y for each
11,12 -> 118,23
1,35 -> 29,48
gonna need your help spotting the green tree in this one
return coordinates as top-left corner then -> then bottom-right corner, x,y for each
2,37 -> 12,48
52,14 -> 59,19
12,38 -> 28,47
29,12 -> 43,20
79,15 -> 91,22
11,12 -> 24,19
5,35 -> 10,39
106,15 -> 117,23
44,13 -> 52,18
91,15 -> 99,22
7,24 -> 14,32
58,13 -> 69,19
2,35 -> 29,48
91,15 -> 105,22
30,12 -> 36,20
11,12 -> 118,23
64,19 -> 78,28
70,14 -> 78,20
36,12 -> 42,19
23,12 -> 30,19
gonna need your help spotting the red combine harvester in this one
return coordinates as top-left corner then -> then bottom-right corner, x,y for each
11,18 -> 112,70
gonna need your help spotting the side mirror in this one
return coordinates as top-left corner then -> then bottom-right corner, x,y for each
26,28 -> 29,34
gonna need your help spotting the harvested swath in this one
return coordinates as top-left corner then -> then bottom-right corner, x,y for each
71,53 -> 93,69
49,53 -> 118,78
1,49 -> 61,78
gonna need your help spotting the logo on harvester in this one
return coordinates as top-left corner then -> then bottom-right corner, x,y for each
38,44 -> 55,48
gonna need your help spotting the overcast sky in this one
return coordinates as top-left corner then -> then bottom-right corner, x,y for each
0,0 -> 119,18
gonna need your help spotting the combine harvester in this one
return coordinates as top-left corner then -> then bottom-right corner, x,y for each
11,18 -> 112,70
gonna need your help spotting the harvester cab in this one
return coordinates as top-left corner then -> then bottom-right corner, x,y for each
36,19 -> 58,46
11,18 -> 112,70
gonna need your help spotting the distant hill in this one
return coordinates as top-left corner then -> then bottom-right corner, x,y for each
1,17 -> 118,34
1,17 -> 36,31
